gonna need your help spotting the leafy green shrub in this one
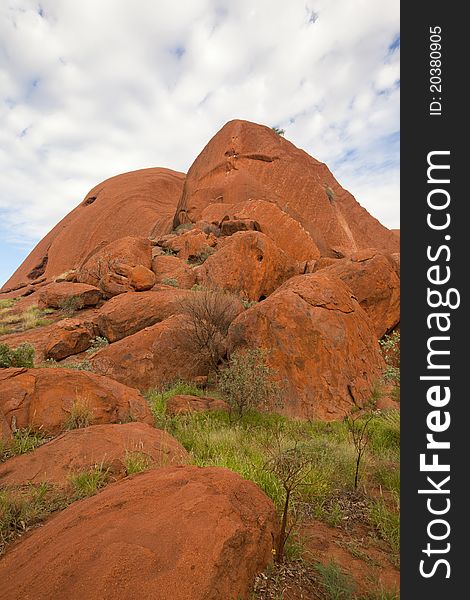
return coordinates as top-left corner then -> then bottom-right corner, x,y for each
314,560 -> 356,600
218,348 -> 277,418
0,343 -> 35,368
86,336 -> 109,354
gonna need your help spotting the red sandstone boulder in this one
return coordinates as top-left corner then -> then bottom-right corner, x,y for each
0,368 -> 153,439
321,249 -> 400,338
2,168 -> 185,292
201,199 -> 320,262
173,120 -> 399,258
38,281 -> 102,309
227,272 -> 385,420
157,228 -> 217,261
44,317 -> 99,360
0,466 -> 278,600
151,255 -> 196,289
166,394 -> 229,416
96,290 -> 191,343
91,314 -> 201,390
196,231 -> 299,301
0,423 -> 188,486
77,236 -> 154,297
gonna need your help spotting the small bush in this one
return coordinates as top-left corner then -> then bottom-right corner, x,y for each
0,343 -> 35,368
218,348 -> 277,418
161,277 -> 179,287
86,336 -> 109,354
124,451 -> 152,475
271,126 -> 285,136
69,464 -> 109,498
314,560 -> 356,600
189,246 -> 215,265
0,428 -> 48,462
65,399 -> 93,429
241,298 -> 258,309
325,186 -> 335,202
59,295 -> 84,316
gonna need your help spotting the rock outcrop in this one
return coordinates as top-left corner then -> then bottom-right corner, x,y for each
0,422 -> 188,486
0,368 -> 153,439
2,168 -> 185,293
166,394 -> 229,416
38,282 -> 102,309
0,466 -> 278,600
227,272 -> 385,419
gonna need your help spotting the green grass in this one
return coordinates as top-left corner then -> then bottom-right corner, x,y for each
144,380 -> 208,427
0,304 -> 51,335
0,428 -> 49,462
123,451 -> 152,475
0,298 -> 17,310
161,277 -> 179,287
314,560 -> 356,600
368,497 -> 400,556
69,464 -> 110,499
64,400 -> 93,430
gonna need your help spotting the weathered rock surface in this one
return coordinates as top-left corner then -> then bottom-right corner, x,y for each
157,228 -> 217,261
227,272 -> 384,419
0,422 -> 188,486
196,231 -> 299,301
43,317 -> 99,360
151,255 -> 197,289
173,120 -> 399,257
321,249 -> 400,338
77,236 -> 155,297
0,368 -> 153,439
38,281 -> 102,309
91,314 -> 200,390
0,466 -> 278,600
96,290 -> 190,343
201,199 -> 320,262
166,394 -> 229,416
2,168 -> 185,292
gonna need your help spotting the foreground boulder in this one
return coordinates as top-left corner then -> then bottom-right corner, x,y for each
196,231 -> 299,301
201,199 -> 320,262
43,316 -> 99,360
321,249 -> 400,338
91,314 -> 200,390
173,119 -> 399,257
227,273 -> 384,419
166,394 -> 229,416
0,368 -> 153,439
38,281 -> 102,309
151,255 -> 197,289
0,466 -> 278,600
2,167 -> 185,293
0,423 -> 188,486
96,289 -> 190,343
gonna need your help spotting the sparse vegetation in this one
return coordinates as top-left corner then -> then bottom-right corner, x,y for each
218,348 -> 278,418
314,560 -> 356,600
42,357 -> 93,371
59,295 -> 85,316
86,336 -> 109,354
0,342 -> 35,368
161,277 -> 179,287
241,298 -> 258,309
0,428 -> 49,462
123,450 -> 152,475
0,304 -> 51,335
64,399 -> 93,429
69,463 -> 110,498
271,126 -> 285,136
325,186 -> 336,203
189,246 -> 215,265
344,412 -> 374,489
0,298 -> 17,310
379,331 -> 400,402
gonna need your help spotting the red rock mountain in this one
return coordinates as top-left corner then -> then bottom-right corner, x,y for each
2,168 -> 184,293
173,119 -> 398,258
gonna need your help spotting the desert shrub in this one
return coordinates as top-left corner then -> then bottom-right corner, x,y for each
59,295 -> 84,315
241,298 -> 258,309
379,331 -> 400,392
86,336 -> 109,354
64,399 -> 93,429
161,277 -> 179,287
271,126 -> 285,136
69,464 -> 109,498
344,412 -> 374,489
218,348 -> 277,418
189,246 -> 215,265
314,560 -> 356,600
179,289 -> 241,372
0,342 -> 35,368
0,299 -> 16,310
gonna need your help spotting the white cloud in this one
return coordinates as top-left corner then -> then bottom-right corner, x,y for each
0,0 -> 399,256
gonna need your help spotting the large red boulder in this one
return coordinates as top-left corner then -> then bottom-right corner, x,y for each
151,255 -> 197,289
96,289 -> 191,343
0,368 -> 153,439
0,423 -> 188,486
173,120 -> 399,258
227,272 -> 385,420
201,199 -> 320,262
0,466 -> 278,600
196,231 -> 299,301
2,168 -> 185,293
321,249 -> 400,338
91,314 -> 201,390
38,282 -> 102,309
43,317 -> 99,360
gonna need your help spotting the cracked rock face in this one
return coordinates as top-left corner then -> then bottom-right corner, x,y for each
173,119 -> 399,258
227,272 -> 385,420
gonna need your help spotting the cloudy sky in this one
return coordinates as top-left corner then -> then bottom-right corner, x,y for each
0,0 -> 399,286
